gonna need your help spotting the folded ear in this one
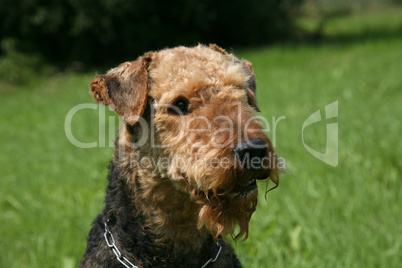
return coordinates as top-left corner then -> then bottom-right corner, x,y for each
243,60 -> 261,112
209,43 -> 227,55
246,88 -> 261,112
90,54 -> 153,125
209,44 -> 261,112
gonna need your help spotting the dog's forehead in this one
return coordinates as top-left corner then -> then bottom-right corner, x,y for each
148,46 -> 250,100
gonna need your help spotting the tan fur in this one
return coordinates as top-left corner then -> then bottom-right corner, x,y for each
91,44 -> 282,254
90,54 -> 152,125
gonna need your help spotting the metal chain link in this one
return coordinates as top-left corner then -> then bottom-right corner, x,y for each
104,220 -> 139,268
201,241 -> 222,268
104,220 -> 222,268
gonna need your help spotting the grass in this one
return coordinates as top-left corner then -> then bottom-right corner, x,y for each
1,8 -> 401,268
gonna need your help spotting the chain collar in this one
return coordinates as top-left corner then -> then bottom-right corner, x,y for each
104,220 -> 222,268
104,220 -> 138,268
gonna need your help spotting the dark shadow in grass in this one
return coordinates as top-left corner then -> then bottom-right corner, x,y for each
240,18 -> 402,53
322,25 -> 402,46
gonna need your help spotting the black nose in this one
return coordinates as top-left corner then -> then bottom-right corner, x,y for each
234,138 -> 268,170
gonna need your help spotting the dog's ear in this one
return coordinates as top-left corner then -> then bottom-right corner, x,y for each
243,60 -> 261,112
209,43 -> 227,55
246,88 -> 260,112
90,54 -> 153,125
209,44 -> 261,112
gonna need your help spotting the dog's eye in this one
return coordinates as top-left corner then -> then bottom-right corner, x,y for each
168,97 -> 190,115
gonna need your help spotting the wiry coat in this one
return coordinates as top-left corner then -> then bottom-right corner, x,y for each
80,157 -> 242,268
80,45 -> 282,267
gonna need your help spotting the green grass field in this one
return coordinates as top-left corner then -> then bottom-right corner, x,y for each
1,8 -> 401,268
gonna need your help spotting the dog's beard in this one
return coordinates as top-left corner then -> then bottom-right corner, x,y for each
193,167 -> 280,241
166,147 -> 281,241
196,189 -> 258,241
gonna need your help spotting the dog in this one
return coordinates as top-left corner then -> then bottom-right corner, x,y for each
79,44 -> 282,268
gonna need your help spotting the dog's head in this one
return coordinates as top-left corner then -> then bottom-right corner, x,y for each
90,44 -> 283,240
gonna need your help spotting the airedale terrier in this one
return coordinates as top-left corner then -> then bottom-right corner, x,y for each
80,44 -> 283,268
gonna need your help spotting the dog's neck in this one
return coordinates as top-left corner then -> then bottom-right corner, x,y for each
108,126 -> 209,254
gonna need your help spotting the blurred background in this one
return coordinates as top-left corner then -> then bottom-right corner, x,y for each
1,0 -> 401,267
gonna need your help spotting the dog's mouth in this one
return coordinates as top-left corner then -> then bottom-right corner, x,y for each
184,168 -> 270,201
231,179 -> 257,195
193,178 -> 261,200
